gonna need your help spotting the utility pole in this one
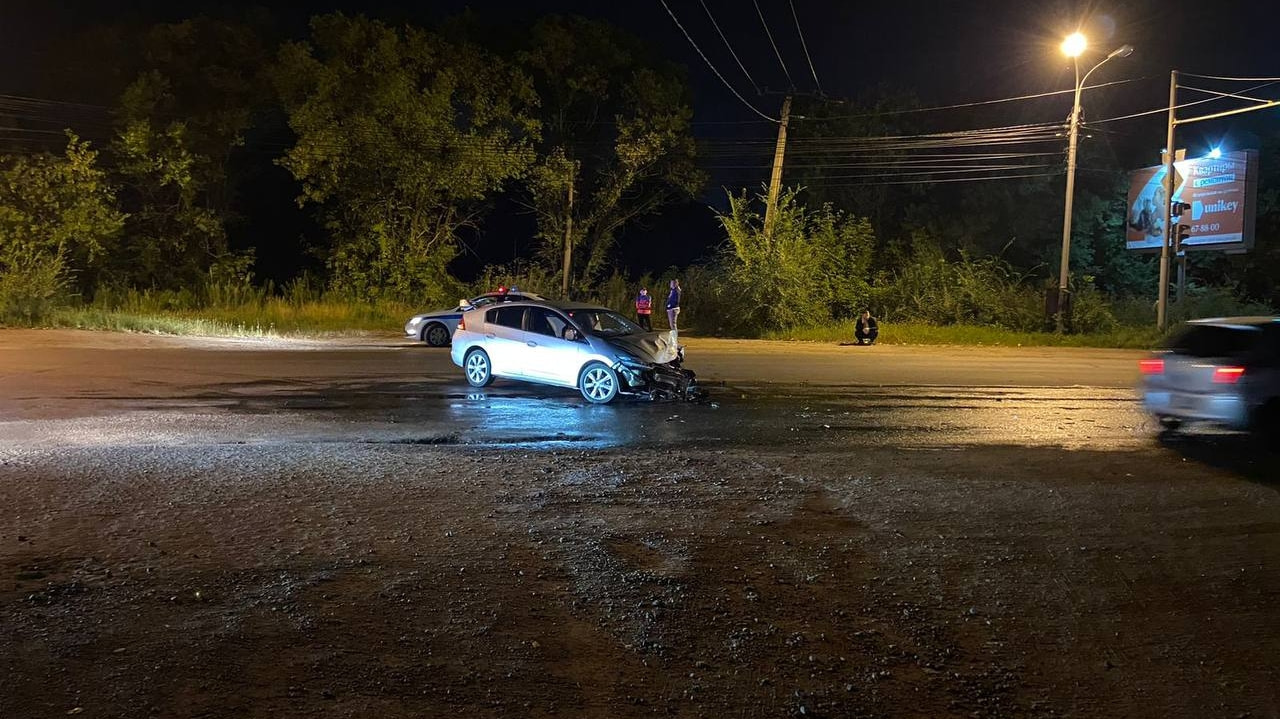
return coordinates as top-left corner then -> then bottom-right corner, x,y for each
1157,71 -> 1177,332
1055,78 -> 1084,333
763,95 -> 792,238
561,169 -> 574,300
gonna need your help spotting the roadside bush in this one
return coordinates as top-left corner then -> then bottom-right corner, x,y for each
0,251 -> 68,325
1068,283 -> 1120,333
873,238 -> 1042,331
713,189 -> 875,335
1168,284 -> 1275,322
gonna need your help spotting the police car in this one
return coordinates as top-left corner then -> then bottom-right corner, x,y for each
404,289 -> 545,346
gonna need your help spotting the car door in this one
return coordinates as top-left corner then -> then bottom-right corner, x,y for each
522,307 -> 586,386
483,306 -> 529,377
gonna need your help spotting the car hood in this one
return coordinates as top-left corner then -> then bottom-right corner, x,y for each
606,331 -> 680,364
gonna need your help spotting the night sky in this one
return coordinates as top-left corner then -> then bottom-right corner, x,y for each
3,0 -> 1278,278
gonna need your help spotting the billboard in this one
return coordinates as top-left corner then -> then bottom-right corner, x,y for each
1124,149 -> 1259,253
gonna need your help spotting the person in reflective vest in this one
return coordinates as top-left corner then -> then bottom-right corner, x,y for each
635,288 -> 653,331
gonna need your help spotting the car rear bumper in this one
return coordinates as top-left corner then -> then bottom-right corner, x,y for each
1142,389 -> 1249,428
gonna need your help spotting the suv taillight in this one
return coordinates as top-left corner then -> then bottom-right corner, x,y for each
1139,358 -> 1164,375
1212,365 -> 1245,384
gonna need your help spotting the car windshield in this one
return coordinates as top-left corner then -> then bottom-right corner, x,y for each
1166,324 -> 1261,358
568,309 -> 642,337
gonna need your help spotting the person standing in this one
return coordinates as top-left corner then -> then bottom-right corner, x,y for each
666,279 -> 681,334
635,287 -> 653,331
855,309 -> 879,345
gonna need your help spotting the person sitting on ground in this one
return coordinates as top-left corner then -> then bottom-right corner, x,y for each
855,310 -> 879,345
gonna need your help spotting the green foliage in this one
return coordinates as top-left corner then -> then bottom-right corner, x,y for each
715,189 -> 875,334
518,16 -> 704,290
0,135 -> 125,320
767,320 -> 1163,349
0,250 -> 68,325
274,13 -> 540,304
872,235 -> 1044,330
109,116 -> 240,289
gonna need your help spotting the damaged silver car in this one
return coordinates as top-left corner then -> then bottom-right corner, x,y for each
449,299 -> 703,403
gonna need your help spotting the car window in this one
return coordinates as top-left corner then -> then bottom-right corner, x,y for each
469,296 -> 497,308
1166,324 -> 1261,358
487,306 -> 525,330
527,307 -> 570,338
567,309 -> 642,337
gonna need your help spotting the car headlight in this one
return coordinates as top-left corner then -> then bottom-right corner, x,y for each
614,353 -> 650,368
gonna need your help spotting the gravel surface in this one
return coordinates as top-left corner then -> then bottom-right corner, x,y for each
2,331 -> 1278,718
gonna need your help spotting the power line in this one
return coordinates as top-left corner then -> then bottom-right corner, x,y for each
752,0 -> 795,90
802,78 -> 1145,121
787,0 -> 823,95
1086,80 -> 1280,125
1179,73 -> 1280,82
780,171 -> 1061,188
1179,84 -> 1279,105
657,0 -> 779,123
699,0 -> 762,95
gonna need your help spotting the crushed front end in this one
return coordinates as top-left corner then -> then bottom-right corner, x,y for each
612,348 -> 706,402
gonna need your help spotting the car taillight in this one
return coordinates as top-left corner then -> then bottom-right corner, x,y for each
1212,366 -> 1245,384
457,315 -> 466,331
1139,358 -> 1164,375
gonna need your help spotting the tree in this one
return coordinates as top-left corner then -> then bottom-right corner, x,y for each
0,135 -> 125,319
109,112 -> 237,288
273,13 -> 540,303
716,189 -> 875,333
52,15 -> 274,290
517,16 -> 703,292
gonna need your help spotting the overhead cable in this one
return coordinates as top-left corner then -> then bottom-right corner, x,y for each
752,0 -> 795,90
1179,73 -> 1280,82
699,0 -> 762,95
804,79 -> 1144,121
788,0 -> 823,95
1086,80 -> 1280,124
657,0 -> 779,122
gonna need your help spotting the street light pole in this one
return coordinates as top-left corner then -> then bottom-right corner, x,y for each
1056,67 -> 1083,333
1055,36 -> 1133,333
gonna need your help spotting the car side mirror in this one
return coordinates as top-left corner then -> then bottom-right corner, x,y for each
563,328 -> 580,342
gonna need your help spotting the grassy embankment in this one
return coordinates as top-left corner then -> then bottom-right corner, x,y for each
32,304 -> 1167,349
766,320 -> 1165,349
45,299 -> 415,338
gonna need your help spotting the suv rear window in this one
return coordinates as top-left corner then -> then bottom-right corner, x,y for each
1166,324 -> 1261,358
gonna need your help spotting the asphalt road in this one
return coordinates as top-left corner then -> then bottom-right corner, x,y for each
0,330 -> 1146,450
3,330 -> 1279,718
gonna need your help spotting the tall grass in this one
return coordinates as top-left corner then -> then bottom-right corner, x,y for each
40,279 -> 417,337
766,320 -> 1166,349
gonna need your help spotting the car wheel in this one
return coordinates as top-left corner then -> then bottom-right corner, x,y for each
422,322 -> 451,347
464,349 -> 495,388
579,362 -> 619,404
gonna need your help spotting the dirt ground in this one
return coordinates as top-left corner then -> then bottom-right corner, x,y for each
2,331 -> 1278,718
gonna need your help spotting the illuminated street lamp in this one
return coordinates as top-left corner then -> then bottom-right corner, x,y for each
1055,34 -> 1134,332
